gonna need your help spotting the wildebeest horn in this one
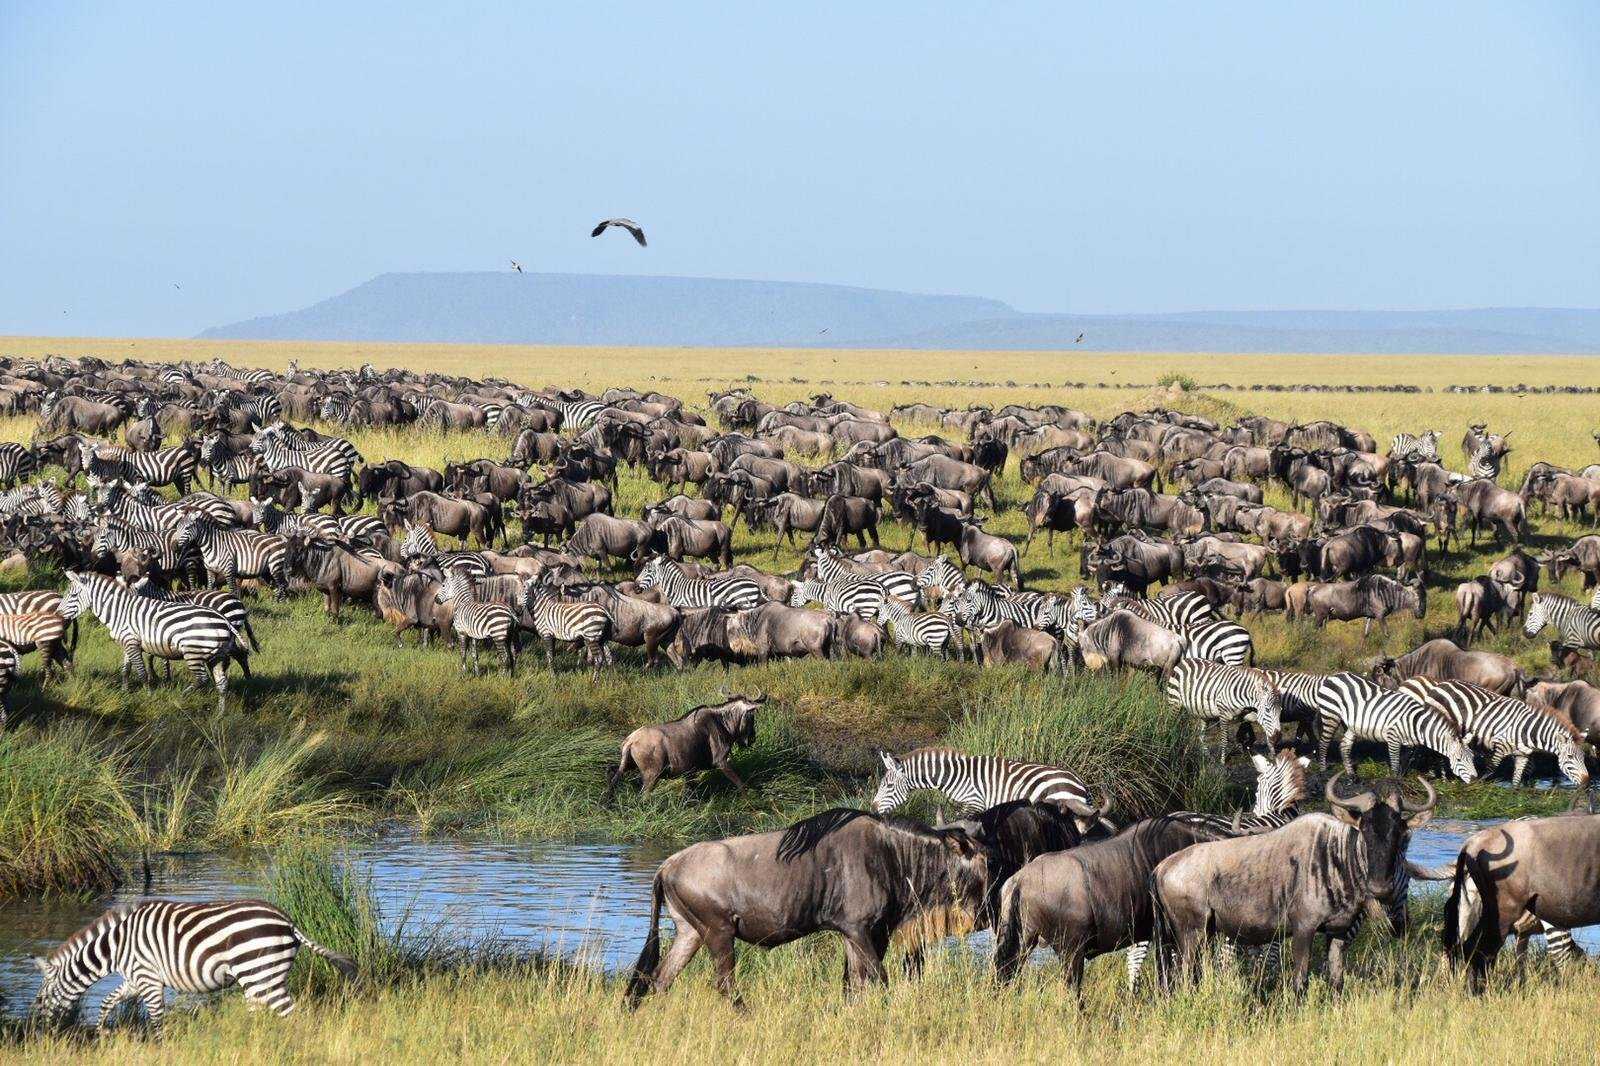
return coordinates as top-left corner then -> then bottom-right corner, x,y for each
1323,770 -> 1375,813
747,686 -> 765,702
1058,794 -> 1098,818
1398,774 -> 1437,815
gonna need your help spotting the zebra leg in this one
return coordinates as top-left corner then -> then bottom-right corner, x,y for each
1544,924 -> 1578,963
503,637 -> 516,675
131,970 -> 167,1032
240,971 -> 296,1016
1341,730 -> 1357,774
212,659 -> 230,712
120,640 -> 145,688
1386,735 -> 1403,775
1512,754 -> 1528,787
96,977 -> 136,1031
1126,941 -> 1149,992
545,635 -> 557,671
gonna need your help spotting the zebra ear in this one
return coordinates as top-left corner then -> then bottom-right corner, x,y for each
1250,753 -> 1270,773
32,955 -> 46,973
879,750 -> 897,771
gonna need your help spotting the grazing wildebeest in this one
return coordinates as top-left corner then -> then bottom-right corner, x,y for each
1455,477 -> 1527,546
1077,610 -> 1186,674
646,512 -> 734,568
1290,574 -> 1425,636
1453,576 -> 1513,643
358,459 -> 443,504
725,602 -> 834,663
625,808 -> 993,1004
1540,536 -> 1600,591
563,512 -> 655,567
388,490 -> 504,548
1369,637 -> 1525,697
607,692 -> 764,797
1438,813 -> 1600,985
977,620 -> 1061,672
813,493 -> 881,551
1526,679 -> 1600,746
1084,533 -> 1185,595
1154,774 -> 1436,992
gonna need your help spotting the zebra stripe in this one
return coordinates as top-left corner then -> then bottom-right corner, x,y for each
436,568 -> 519,673
1314,671 -> 1477,780
250,424 -> 362,482
1181,618 -> 1254,666
0,611 -> 72,677
635,555 -> 763,609
789,577 -> 885,620
82,442 -> 199,492
1102,590 -> 1217,631
31,899 -> 355,1031
876,595 -> 963,658
523,582 -> 613,669
960,581 -> 1041,629
1525,592 -> 1600,651
1164,660 -> 1283,761
0,640 -> 18,728
175,514 -> 291,596
1400,677 -> 1588,787
1390,430 -> 1441,463
397,522 -> 491,578
0,442 -> 37,487
871,747 -> 1103,820
1253,668 -> 1330,736
809,546 -> 919,607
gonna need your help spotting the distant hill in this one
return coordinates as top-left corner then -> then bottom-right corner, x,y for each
199,272 -> 1600,354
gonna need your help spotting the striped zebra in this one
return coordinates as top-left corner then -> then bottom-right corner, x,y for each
1254,668 -> 1330,740
1466,440 -> 1505,481
0,640 -> 18,728
80,440 -> 200,493
1525,592 -> 1600,652
250,423 -> 362,483
200,432 -> 260,489
959,581 -> 1042,629
435,568 -> 519,673
174,513 -> 291,597
1314,671 -> 1477,780
92,517 -> 193,583
808,545 -> 919,607
1180,617 -> 1254,666
915,555 -> 967,603
872,748 -> 1113,832
0,442 -> 37,487
30,899 -> 355,1032
0,609 -> 74,679
541,396 -> 606,431
635,555 -> 763,609
875,595 -> 964,659
1389,429 -> 1441,463
0,481 -> 65,519
1164,660 -> 1284,762
397,521 -> 491,578
57,570 -> 239,709
205,358 -> 278,387
96,479 -> 191,532
523,580 -> 613,671
1102,589 -> 1217,631
789,577 -> 885,620
125,576 -> 261,654
1400,678 -> 1588,787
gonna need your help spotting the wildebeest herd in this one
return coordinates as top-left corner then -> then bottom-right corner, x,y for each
9,354 -> 1600,1029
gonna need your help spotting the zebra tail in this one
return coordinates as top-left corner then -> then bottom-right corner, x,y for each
295,929 -> 358,978
245,618 -> 262,653
992,875 -> 1026,982
626,873 -> 666,1006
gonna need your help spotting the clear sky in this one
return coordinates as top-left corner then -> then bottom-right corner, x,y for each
2,1 -> 1596,338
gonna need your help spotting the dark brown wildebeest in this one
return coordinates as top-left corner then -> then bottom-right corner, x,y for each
1022,487 -> 1097,555
357,459 -> 443,505
1154,773 -> 1436,992
900,454 -> 997,510
725,602 -> 833,663
1456,477 -> 1527,546
1369,637 -> 1525,696
1453,576 -> 1513,643
1436,814 -> 1600,985
375,567 -> 452,647
1541,535 -> 1600,591
1177,535 -> 1269,583
567,583 -> 680,668
563,512 -> 654,566
1288,574 -> 1424,636
813,493 -> 881,551
646,512 -> 734,568
957,521 -> 1021,587
665,606 -> 740,668
607,692 -> 765,798
1526,679 -> 1600,746
1487,548 -> 1539,618
651,447 -> 720,493
515,493 -> 575,546
1093,487 -> 1204,538
626,807 -> 993,1005
447,459 -> 533,502
507,428 -> 564,466
1084,533 -> 1185,596
829,612 -> 886,659
1078,610 -> 1185,674
386,490 -> 504,548
36,394 -> 129,437
647,494 -> 721,522
761,493 -> 827,556
1233,577 -> 1288,618
254,467 -> 353,515
286,534 -> 400,619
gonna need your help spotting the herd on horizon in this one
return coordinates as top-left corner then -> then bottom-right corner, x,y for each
4,353 -> 1600,1031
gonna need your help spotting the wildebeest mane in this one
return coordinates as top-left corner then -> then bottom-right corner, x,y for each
777,808 -> 945,863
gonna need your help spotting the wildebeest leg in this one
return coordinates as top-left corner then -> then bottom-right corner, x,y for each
649,916 -> 704,995
1326,934 -> 1348,992
1288,930 -> 1315,993
704,925 -> 741,1004
840,929 -> 888,993
715,760 -> 746,791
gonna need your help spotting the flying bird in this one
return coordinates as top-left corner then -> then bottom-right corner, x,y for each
590,218 -> 647,247
1074,333 -> 1084,344
174,283 -> 181,290
510,260 -> 523,273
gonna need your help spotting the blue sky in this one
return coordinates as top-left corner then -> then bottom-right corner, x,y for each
2,1 -> 1596,337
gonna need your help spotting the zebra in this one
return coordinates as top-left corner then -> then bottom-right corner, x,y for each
1102,589 -> 1217,631
1314,671 -> 1477,780
397,521 -> 491,579
1466,439 -> 1506,481
80,439 -> 200,493
435,567 -> 519,673
57,570 -> 239,710
204,358 -> 279,387
789,577 -> 885,620
124,576 -> 261,654
1389,429 -> 1441,463
1400,677 -> 1589,788
0,640 -> 17,728
523,580 -> 613,671
875,594 -> 964,659
1180,617 -> 1254,666
871,748 -> 1112,832
915,555 -> 967,603
540,396 -> 605,431
1525,592 -> 1600,652
808,545 -> 919,607
174,513 -> 291,597
0,609 -> 74,679
201,431 -> 260,489
959,581 -> 1042,629
96,479 -> 191,532
635,555 -> 763,609
30,898 -> 356,1032
0,441 -> 37,487
1254,668 -> 1330,741
91,517 -> 194,584
0,481 -> 65,519
1163,660 -> 1284,763
250,423 -> 362,483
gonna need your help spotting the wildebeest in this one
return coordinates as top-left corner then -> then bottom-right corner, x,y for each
386,491 -> 504,548
1286,574 -> 1424,636
957,520 -> 1021,587
1153,773 -> 1436,992
1525,679 -> 1600,746
606,692 -> 764,797
977,620 -> 1061,672
567,583 -> 681,669
725,602 -> 834,663
563,512 -> 655,566
625,808 -> 992,1004
1437,813 -> 1600,985
1369,638 -> 1525,697
357,459 -> 442,504
1453,576 -> 1513,643
1078,610 -> 1186,674
1455,477 -> 1527,545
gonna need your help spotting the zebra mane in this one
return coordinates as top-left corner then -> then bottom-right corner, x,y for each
50,901 -> 139,958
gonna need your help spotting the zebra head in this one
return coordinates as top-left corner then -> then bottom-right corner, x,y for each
1523,594 -> 1548,637
787,581 -> 818,608
634,554 -> 665,589
1249,747 -> 1309,816
871,751 -> 910,813
434,568 -> 472,605
399,521 -> 437,560
1249,675 -> 1285,742
56,572 -> 87,622
172,511 -> 201,548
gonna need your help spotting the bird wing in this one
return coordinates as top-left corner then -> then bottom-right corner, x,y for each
628,224 -> 647,247
590,221 -> 609,238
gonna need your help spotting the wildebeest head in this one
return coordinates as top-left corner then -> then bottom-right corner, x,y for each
708,688 -> 764,748
1325,771 -> 1436,907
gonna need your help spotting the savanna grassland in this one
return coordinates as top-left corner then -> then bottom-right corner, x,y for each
3,336 -> 1600,1062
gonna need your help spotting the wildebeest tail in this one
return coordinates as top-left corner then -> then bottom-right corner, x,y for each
1441,850 -> 1486,965
992,874 -> 1026,982
1146,869 -> 1176,990
625,872 -> 666,1006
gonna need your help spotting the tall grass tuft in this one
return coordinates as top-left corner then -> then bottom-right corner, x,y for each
206,730 -> 362,847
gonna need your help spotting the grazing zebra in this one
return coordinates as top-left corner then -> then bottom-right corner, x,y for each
875,595 -> 964,659
81,440 -> 200,493
1466,440 -> 1506,481
808,546 -> 919,606
1180,617 -> 1254,666
523,581 -> 613,671
1102,589 -> 1216,631
0,640 -> 17,728
0,610 -> 74,679
1314,671 -> 1477,780
31,899 -> 355,1032
174,513 -> 291,597
872,748 -> 1112,831
959,581 -> 1042,629
250,423 -> 362,482
201,432 -> 260,489
635,555 -> 763,609
915,555 -> 967,603
0,481 -> 65,519
789,577 -> 885,620
1254,668 -> 1330,740
1524,592 -> 1600,652
1400,677 -> 1589,788
0,441 -> 37,487
397,521 -> 491,578
1390,430 -> 1441,463
1164,660 -> 1284,762
254,499 -> 383,546
57,570 -> 239,710
435,568 -> 519,674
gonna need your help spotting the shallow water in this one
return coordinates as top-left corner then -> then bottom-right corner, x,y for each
1,820 -> 1594,1020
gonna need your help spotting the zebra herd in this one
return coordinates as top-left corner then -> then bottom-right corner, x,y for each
9,354 -> 1600,1031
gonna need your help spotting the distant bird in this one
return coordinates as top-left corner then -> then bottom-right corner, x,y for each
1074,333 -> 1084,344
510,260 -> 523,273
174,283 -> 181,290
590,218 -> 647,247
819,328 -> 829,335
